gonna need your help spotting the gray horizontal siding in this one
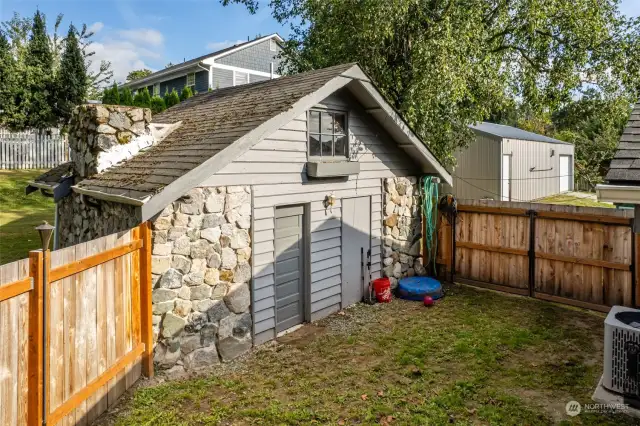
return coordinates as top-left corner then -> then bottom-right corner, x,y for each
212,68 -> 233,89
216,38 -> 282,74
194,70 -> 208,93
201,89 -> 418,344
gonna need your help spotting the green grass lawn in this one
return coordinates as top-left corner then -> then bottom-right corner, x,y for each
0,169 -> 55,264
536,192 -> 614,208
98,284 -> 631,426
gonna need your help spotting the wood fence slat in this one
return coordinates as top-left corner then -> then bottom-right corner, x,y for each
140,221 -> 154,378
442,200 -> 637,312
47,344 -> 145,426
0,278 -> 32,301
27,251 -> 44,426
49,240 -> 143,283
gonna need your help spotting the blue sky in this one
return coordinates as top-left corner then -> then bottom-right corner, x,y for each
1,0 -> 638,84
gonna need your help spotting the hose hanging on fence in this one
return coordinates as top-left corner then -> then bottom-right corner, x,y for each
421,176 -> 439,275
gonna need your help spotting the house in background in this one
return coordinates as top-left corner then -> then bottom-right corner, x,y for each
452,122 -> 575,201
596,101 -> 640,219
123,33 -> 284,96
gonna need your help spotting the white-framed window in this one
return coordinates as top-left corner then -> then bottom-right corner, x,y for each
153,83 -> 160,96
186,73 -> 195,87
308,109 -> 348,160
269,38 -> 277,51
233,71 -> 249,86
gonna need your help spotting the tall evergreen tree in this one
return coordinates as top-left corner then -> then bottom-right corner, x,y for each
180,86 -> 193,101
119,87 -> 133,106
165,88 -> 180,108
55,24 -> 87,124
25,10 -> 55,129
133,87 -> 151,108
150,95 -> 166,114
0,30 -> 25,129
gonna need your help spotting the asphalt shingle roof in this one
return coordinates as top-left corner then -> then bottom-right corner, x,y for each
605,102 -> 640,184
77,63 -> 356,199
470,122 -> 570,144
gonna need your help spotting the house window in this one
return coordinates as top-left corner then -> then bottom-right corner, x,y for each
153,83 -> 160,96
186,73 -> 195,87
234,71 -> 249,86
308,110 -> 348,159
269,38 -> 277,51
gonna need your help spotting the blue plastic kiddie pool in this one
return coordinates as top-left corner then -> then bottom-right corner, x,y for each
397,277 -> 443,301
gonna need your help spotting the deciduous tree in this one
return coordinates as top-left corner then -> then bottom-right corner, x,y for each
126,69 -> 153,82
232,0 -> 640,166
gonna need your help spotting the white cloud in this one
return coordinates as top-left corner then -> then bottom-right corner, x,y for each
118,28 -> 164,47
85,26 -> 165,85
87,22 -> 104,34
206,39 -> 245,52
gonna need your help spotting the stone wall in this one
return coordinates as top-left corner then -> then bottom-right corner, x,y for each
57,195 -> 139,247
150,186 -> 253,372
68,105 -> 152,178
382,177 -> 425,287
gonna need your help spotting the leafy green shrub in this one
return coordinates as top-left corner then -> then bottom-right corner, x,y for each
164,88 -> 180,108
119,87 -> 133,106
150,95 -> 166,114
180,86 -> 193,101
133,87 -> 151,108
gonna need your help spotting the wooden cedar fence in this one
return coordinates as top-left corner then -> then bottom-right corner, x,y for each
0,223 -> 153,426
1,134 -> 70,169
437,199 -> 638,312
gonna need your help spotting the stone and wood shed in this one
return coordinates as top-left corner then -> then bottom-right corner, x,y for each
29,63 -> 451,372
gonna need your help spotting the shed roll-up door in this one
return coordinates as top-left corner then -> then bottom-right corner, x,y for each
274,205 -> 305,333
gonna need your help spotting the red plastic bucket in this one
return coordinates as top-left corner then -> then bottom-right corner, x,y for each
372,278 -> 392,303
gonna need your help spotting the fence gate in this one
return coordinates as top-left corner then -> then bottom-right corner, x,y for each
0,223 -> 154,426
437,199 -> 638,312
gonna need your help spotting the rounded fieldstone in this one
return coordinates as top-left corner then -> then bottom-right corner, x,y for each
221,247 -> 237,269
204,268 -> 220,285
201,227 -> 221,243
229,229 -> 250,249
171,255 -> 192,274
233,263 -> 251,283
183,345 -> 220,370
159,268 -> 183,289
162,312 -> 186,338
207,252 -> 221,269
204,193 -> 225,213
184,271 -> 204,286
190,239 -> 211,259
174,299 -> 192,317
190,284 -> 212,300
202,214 -> 226,228
206,299 -> 230,323
152,288 -> 177,303
194,298 -> 215,313
224,283 -> 250,313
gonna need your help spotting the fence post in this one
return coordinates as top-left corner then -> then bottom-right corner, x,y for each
450,211 -> 456,284
527,210 -> 537,298
27,250 -> 45,426
139,221 -> 154,378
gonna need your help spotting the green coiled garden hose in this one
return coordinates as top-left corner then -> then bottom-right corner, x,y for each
421,176 -> 439,275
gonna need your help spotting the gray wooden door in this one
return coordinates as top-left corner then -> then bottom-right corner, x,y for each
341,196 -> 371,307
274,205 -> 305,333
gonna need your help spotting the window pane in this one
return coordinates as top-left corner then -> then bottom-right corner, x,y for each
309,111 -> 320,134
309,134 -> 321,156
321,112 -> 333,134
334,135 -> 348,158
333,113 -> 346,134
321,135 -> 333,156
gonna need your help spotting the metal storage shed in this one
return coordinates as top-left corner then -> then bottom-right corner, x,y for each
452,122 -> 575,201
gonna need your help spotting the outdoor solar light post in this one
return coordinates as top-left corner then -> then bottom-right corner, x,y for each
35,221 -> 54,424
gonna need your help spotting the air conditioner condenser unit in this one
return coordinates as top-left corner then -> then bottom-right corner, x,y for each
604,306 -> 640,397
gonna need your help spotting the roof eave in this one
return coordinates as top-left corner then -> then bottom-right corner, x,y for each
596,183 -> 640,204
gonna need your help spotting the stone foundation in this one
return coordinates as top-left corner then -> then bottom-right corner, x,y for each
150,186 -> 252,371
382,177 -> 425,287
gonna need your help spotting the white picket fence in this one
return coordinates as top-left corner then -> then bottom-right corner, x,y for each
0,133 -> 70,169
